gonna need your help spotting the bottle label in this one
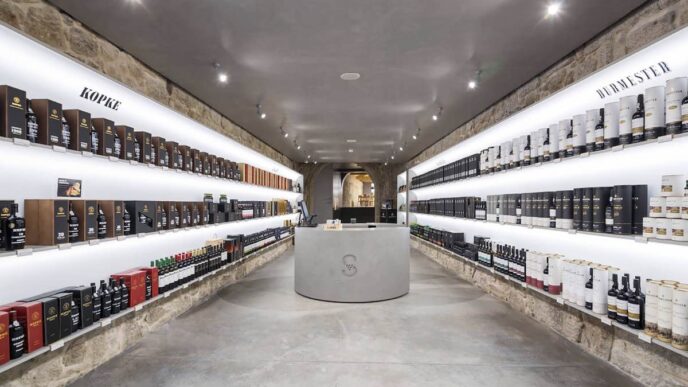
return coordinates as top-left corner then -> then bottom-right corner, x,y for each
608,298 -> 617,312
628,303 -> 641,321
617,300 -> 628,316
682,102 -> 688,125
585,288 -> 592,303
595,129 -> 604,143
632,118 -> 644,135
605,217 -> 614,226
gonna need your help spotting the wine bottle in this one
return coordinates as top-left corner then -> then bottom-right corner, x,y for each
91,282 -> 102,323
100,280 -> 111,319
25,99 -> 38,143
70,298 -> 80,333
522,135 -> 531,166
61,115 -> 71,149
608,273 -> 618,320
8,310 -> 24,359
604,189 -> 614,234
113,132 -> 122,159
68,202 -> 80,243
145,271 -> 152,300
594,108 -> 605,151
4,204 -> 25,251
109,278 -> 121,315
565,120 -> 574,157
119,278 -> 129,310
585,267 -> 593,310
632,95 -> 645,143
543,129 -> 551,162
90,125 -> 99,154
616,274 -> 630,324
133,136 -> 141,162
628,276 -> 645,329
123,207 -> 132,235
543,257 -> 550,292
97,204 -> 107,239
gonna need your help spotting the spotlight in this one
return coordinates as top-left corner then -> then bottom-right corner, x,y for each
307,155 -> 311,159
257,104 -> 266,119
399,146 -> 404,151
391,155 -> 395,160
546,2 -> 561,17
314,161 -> 318,164
384,162 -> 388,166
348,149 -> 354,153
413,128 -> 420,140
297,145 -> 301,150
432,114 -> 438,121
218,73 -> 229,83
468,80 -> 477,89
431,106 -> 443,121
412,134 -> 417,140
260,113 -> 267,119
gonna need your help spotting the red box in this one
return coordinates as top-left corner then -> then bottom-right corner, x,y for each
111,270 -> 146,307
0,311 -> 9,365
137,267 -> 159,297
1,302 -> 43,353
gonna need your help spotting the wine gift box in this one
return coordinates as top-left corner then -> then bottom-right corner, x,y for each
210,155 -> 219,177
166,141 -> 180,169
31,99 -> 63,146
51,292 -> 73,339
0,311 -> 9,365
136,267 -> 159,298
115,125 -> 135,161
72,200 -> 98,241
189,202 -> 201,226
134,131 -> 152,163
163,202 -> 179,230
124,201 -> 155,234
98,200 -> 124,237
112,270 -> 146,307
63,109 -> 92,152
200,152 -> 211,175
154,202 -> 163,231
217,157 -> 226,178
25,199 -> 69,245
92,118 -> 115,156
23,298 -> 60,346
152,136 -> 168,167
178,145 -> 192,171
176,202 -> 190,228
61,286 -> 93,329
191,148 -> 202,173
0,302 -> 43,353
0,85 -> 27,139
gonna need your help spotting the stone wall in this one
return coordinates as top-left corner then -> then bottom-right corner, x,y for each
0,238 -> 293,387
0,0 -> 293,169
408,0 -> 688,168
411,236 -> 688,387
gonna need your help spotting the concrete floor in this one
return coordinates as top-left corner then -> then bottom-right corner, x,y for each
70,248 -> 642,387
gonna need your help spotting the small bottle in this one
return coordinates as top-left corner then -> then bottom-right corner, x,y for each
25,99 -> 39,143
628,276 -> 645,329
109,278 -> 121,315
119,278 -> 130,310
90,125 -> 99,154
616,274 -> 630,324
133,137 -> 141,162
97,204 -> 107,239
565,121 -> 574,157
145,271 -> 152,300
91,282 -> 102,322
543,258 -> 550,292
4,204 -> 25,251
594,108 -> 605,151
585,267 -> 593,310
604,192 -> 614,234
632,95 -> 645,143
100,280 -> 111,319
123,207 -> 132,235
113,132 -> 122,159
160,206 -> 168,229
543,129 -> 551,162
608,274 -> 618,320
522,135 -> 531,166
8,310 -> 24,359
61,115 -> 71,148
549,197 -> 556,229
494,148 -> 502,172
70,298 -> 80,332
68,202 -> 80,243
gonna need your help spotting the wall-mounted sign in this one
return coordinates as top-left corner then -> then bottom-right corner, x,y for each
57,178 -> 82,197
596,61 -> 671,99
79,86 -> 122,110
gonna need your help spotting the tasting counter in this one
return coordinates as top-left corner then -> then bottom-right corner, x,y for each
294,224 -> 410,302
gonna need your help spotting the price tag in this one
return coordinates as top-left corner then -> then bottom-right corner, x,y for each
556,297 -> 564,305
553,158 -> 561,163
134,304 -> 143,311
657,134 -> 673,143
82,151 -> 94,157
600,317 -> 612,326
568,229 -> 577,234
109,156 -> 120,162
88,239 -> 100,246
638,332 -> 653,343
521,282 -> 527,288
129,159 -> 138,165
147,163 -> 156,168
50,340 -> 65,351
634,236 -> 649,244
612,145 -> 624,152
579,152 -> 590,158
182,283 -> 189,289
117,235 -> 127,241
16,248 -> 33,256
164,292 -> 171,298
58,243 -> 72,250
162,166 -> 169,171
13,138 -> 30,146
100,318 -> 111,327
137,233 -> 147,238
52,145 -> 67,153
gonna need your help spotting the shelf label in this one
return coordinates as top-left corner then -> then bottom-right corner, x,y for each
13,138 -> 30,147
182,283 -> 189,289
137,233 -> 147,238
134,304 -> 143,311
658,134 -> 673,143
52,145 -> 67,153
82,151 -> 94,157
638,332 -> 653,343
108,156 -> 120,162
634,236 -> 649,244
100,318 -> 111,327
147,163 -> 156,168
556,297 -> 565,305
600,317 -> 612,326
568,229 -> 577,234
579,152 -> 590,158
50,340 -> 65,351
612,144 -> 624,152
552,158 -> 562,163
58,243 -> 72,250
117,235 -> 127,241
88,239 -> 100,246
128,159 -> 138,165
16,248 -> 33,256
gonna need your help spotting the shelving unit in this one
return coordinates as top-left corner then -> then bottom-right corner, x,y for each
397,171 -> 408,225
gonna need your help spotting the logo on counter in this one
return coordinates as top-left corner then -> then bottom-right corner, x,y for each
342,254 -> 358,277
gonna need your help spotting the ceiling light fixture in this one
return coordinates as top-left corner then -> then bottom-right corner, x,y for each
280,127 -> 288,138
468,80 -> 477,89
297,144 -> 301,150
256,104 -> 266,119
432,106 -> 443,121
218,72 -> 229,83
346,139 -> 357,143
348,149 -> 354,153
399,146 -> 404,151
413,127 -> 420,140
391,155 -> 395,160
307,155 -> 311,159
384,162 -> 388,166
340,72 -> 361,80
314,161 -> 318,164
546,2 -> 561,17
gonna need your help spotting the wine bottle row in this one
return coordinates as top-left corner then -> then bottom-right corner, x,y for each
410,76 -> 688,191
0,85 -> 298,192
409,223 -> 688,351
0,197 -> 293,251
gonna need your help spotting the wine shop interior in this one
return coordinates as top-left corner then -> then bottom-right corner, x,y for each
0,1 -> 688,386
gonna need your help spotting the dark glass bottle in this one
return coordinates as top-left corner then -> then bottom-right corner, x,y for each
91,282 -> 102,323
608,274 -> 619,320
549,196 -> 556,229
628,276 -> 645,329
543,258 -> 550,292
543,129 -> 551,162
8,310 -> 24,359
4,204 -> 26,251
119,278 -> 129,310
594,108 -> 605,151
522,135 -> 531,166
585,267 -> 593,310
70,298 -> 80,333
145,271 -> 152,300
604,190 -> 614,234
565,120 -> 574,157
632,94 -> 645,143
109,278 -> 121,315
97,204 -> 107,239
90,125 -> 99,154
68,202 -> 80,243
123,207 -> 132,235
150,144 -> 156,166
616,274 -> 630,324
133,137 -> 141,162
494,147 -> 502,172
160,207 -> 168,230
113,132 -> 121,159
25,99 -> 39,143
100,280 -> 111,319
61,115 -> 71,149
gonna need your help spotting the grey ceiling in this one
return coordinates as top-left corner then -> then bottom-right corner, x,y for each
51,0 -> 644,164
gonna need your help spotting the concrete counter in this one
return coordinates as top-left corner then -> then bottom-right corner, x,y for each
294,224 -> 410,302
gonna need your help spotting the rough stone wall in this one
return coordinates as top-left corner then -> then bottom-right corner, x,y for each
0,238 -> 293,387
408,0 -> 688,168
411,236 -> 688,387
0,0 -> 293,169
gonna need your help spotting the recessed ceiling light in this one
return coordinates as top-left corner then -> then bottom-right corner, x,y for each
468,80 -> 477,89
346,139 -> 357,143
297,145 -> 301,150
340,72 -> 361,80
218,73 -> 229,83
432,114 -> 438,121
412,134 -> 417,140
260,113 -> 267,119
284,132 -> 289,138
399,146 -> 404,151
314,161 -> 318,164
384,162 -> 388,166
391,155 -> 395,160
307,155 -> 311,159
546,2 -> 561,16
348,149 -> 354,153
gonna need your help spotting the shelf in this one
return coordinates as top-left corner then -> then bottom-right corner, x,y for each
0,137 -> 301,197
0,235 -> 292,376
409,235 -> 688,360
0,213 -> 298,260
409,212 -> 688,248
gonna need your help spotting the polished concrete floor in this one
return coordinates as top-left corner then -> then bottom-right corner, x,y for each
70,248 -> 642,387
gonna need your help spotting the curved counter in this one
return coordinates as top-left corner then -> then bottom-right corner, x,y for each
294,224 -> 410,302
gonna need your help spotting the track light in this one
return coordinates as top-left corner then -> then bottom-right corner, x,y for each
391,155 -> 395,160
257,104 -> 266,119
546,2 -> 561,17
413,128 -> 420,140
384,161 -> 388,166
297,144 -> 301,150
432,106 -> 443,121
314,161 -> 318,164
432,114 -> 438,121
